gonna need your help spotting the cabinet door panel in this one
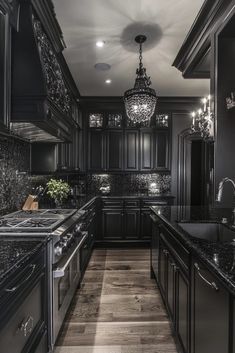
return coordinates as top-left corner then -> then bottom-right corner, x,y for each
176,269 -> 189,353
102,210 -> 123,239
140,210 -> 152,239
167,255 -> 175,322
155,131 -> 169,170
124,130 -> 139,170
106,131 -> 123,170
140,130 -> 153,170
192,260 -> 229,353
124,209 -> 140,239
88,130 -> 105,170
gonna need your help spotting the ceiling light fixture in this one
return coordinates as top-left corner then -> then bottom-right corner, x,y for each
96,40 -> 105,48
105,79 -> 112,84
124,35 -> 157,124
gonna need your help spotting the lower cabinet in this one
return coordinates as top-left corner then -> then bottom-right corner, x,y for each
102,209 -> 123,239
191,258 -> 229,353
151,216 -> 232,353
140,210 -> 152,239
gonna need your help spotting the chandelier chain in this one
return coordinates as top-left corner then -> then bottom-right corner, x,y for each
139,43 -> 143,69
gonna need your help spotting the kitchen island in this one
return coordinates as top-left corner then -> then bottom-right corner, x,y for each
150,205 -> 235,353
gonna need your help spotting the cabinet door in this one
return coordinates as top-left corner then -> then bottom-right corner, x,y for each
158,241 -> 168,298
151,215 -> 159,279
155,130 -> 169,170
191,259 -> 229,353
106,130 -> 123,171
88,130 -> 105,171
0,10 -> 10,129
102,210 -> 123,239
167,253 -> 176,322
176,267 -> 190,353
140,210 -> 152,239
124,209 -> 140,239
140,130 -> 153,170
124,130 -> 139,170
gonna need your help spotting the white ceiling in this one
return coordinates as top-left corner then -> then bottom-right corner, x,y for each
53,0 -> 210,97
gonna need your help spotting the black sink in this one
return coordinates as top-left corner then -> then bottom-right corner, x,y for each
178,222 -> 235,242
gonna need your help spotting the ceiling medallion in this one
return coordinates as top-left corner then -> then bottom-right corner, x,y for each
124,35 -> 157,124
191,95 -> 214,140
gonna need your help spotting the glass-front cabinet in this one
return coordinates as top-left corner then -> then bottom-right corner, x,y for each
0,1 -> 12,131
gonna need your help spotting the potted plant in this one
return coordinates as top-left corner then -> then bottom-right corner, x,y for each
46,178 -> 70,208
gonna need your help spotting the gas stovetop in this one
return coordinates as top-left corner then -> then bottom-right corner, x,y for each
0,209 -> 78,233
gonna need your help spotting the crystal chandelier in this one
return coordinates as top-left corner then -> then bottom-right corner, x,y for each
191,95 -> 214,140
124,35 -> 157,124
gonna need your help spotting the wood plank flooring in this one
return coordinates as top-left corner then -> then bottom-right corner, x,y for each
55,248 -> 178,353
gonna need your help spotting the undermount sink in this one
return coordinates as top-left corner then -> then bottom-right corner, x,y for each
178,222 -> 235,242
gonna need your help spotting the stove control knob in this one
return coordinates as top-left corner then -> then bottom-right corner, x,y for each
54,245 -> 63,257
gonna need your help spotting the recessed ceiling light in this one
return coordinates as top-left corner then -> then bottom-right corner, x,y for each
94,63 -> 111,71
96,41 -> 105,48
105,79 -> 112,84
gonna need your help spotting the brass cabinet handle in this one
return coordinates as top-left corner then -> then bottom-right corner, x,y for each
18,316 -> 34,337
5,265 -> 36,292
194,263 -> 219,291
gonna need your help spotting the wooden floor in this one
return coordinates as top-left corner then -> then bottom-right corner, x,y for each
55,248 -> 178,353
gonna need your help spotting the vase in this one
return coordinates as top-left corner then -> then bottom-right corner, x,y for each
54,199 -> 63,208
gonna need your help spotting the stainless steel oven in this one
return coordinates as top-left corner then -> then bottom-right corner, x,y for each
52,231 -> 87,342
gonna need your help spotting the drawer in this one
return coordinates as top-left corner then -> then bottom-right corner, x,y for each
142,199 -> 168,208
102,199 -> 123,208
160,226 -> 190,272
0,280 -> 43,353
124,199 -> 140,208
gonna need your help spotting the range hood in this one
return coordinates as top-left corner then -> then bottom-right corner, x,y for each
11,1 -> 76,142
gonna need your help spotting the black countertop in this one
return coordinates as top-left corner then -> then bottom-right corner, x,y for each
151,205 -> 235,295
0,239 -> 44,289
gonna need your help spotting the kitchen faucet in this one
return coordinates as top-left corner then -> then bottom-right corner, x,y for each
216,177 -> 235,226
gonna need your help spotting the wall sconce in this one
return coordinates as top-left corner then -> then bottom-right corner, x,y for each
191,95 -> 214,140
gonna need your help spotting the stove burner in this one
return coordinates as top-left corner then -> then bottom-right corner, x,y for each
20,218 -> 58,228
0,218 -> 23,228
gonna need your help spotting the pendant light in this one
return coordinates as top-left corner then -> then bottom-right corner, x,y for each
124,35 -> 157,124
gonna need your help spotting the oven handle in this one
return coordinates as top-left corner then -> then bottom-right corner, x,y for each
53,232 -> 88,278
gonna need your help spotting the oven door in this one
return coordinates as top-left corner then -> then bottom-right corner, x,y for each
52,233 -> 87,342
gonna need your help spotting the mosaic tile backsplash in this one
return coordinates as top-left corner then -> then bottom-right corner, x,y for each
86,173 -> 171,196
0,137 -> 31,213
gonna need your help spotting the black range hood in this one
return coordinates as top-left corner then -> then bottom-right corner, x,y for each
11,0 -> 76,142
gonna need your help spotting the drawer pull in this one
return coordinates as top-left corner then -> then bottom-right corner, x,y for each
5,264 -> 36,293
19,316 -> 34,337
194,263 -> 219,291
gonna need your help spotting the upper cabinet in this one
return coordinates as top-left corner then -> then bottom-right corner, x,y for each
85,108 -> 171,173
173,0 -> 234,78
0,1 -> 12,131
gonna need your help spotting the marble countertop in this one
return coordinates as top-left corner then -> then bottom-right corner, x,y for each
0,239 -> 44,289
151,205 -> 235,295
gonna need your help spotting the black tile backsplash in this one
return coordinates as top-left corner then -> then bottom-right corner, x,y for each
0,137 -> 31,213
86,173 -> 171,196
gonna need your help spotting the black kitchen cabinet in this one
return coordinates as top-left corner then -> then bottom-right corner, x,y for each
102,209 -> 123,239
150,213 -> 160,279
155,130 -> 170,170
152,221 -> 190,353
191,258 -> 229,353
0,3 -> 11,130
88,130 -> 105,171
140,210 -> 152,239
124,130 -> 139,170
0,245 -> 47,353
140,129 -> 153,170
106,130 -> 123,171
176,266 -> 190,353
124,209 -> 140,239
